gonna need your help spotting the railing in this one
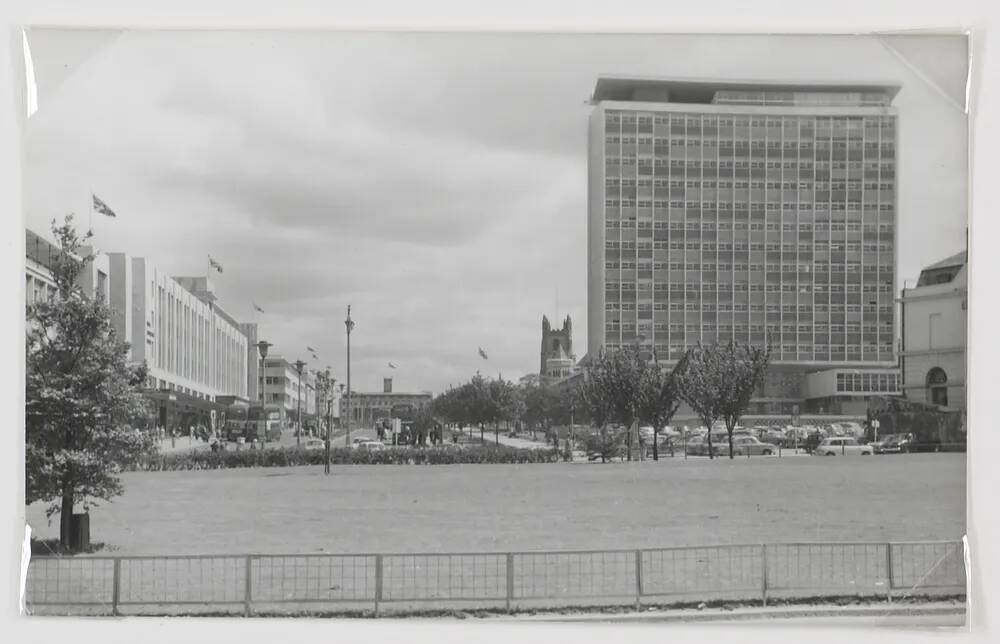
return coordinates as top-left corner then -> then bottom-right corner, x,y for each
24,540 -> 966,616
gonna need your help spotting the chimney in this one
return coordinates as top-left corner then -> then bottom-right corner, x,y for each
384,378 -> 392,393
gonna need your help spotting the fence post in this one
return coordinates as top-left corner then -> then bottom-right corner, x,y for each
635,549 -> 643,611
506,553 -> 514,613
761,544 -> 768,607
885,543 -> 894,604
374,555 -> 383,616
244,555 -> 253,617
111,558 -> 121,617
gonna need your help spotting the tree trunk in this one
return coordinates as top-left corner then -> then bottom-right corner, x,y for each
59,490 -> 73,549
728,429 -> 735,460
494,424 -> 499,445
653,428 -> 659,461
705,419 -> 714,460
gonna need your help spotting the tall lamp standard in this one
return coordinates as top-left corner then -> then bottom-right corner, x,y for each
345,305 -> 355,447
293,359 -> 307,447
256,340 -> 272,449
316,367 -> 336,475
338,383 -> 345,438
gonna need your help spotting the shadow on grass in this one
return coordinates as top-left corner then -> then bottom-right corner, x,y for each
30,538 -> 112,556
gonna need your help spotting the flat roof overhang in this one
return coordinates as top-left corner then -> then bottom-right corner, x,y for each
591,75 -> 901,105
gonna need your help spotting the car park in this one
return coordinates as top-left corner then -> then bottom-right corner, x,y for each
813,437 -> 873,456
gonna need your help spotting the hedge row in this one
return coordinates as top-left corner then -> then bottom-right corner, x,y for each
134,445 -> 563,471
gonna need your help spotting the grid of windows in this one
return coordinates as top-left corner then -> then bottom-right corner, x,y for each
600,104 -> 896,363
836,371 -> 900,393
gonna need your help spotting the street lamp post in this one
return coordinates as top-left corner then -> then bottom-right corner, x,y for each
256,340 -> 272,449
345,305 -> 354,447
294,359 -> 307,447
315,368 -> 335,475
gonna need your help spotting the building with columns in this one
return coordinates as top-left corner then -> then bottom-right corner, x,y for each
899,251 -> 967,410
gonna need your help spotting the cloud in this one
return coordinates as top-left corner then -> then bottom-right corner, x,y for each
22,31 -> 968,395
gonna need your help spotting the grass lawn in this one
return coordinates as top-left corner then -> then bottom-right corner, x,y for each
24,454 -> 965,556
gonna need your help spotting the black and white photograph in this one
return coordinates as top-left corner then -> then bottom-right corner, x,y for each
13,25 -> 978,632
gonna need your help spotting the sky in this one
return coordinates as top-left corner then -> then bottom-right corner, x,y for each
21,31 -> 969,395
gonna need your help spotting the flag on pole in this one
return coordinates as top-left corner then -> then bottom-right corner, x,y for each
252,302 -> 264,313
388,362 -> 396,369
478,347 -> 488,360
209,256 -> 223,273
92,194 -> 117,218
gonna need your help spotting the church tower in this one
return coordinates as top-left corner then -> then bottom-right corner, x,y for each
540,315 -> 576,384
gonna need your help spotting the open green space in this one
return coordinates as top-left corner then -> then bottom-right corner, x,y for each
24,454 -> 965,556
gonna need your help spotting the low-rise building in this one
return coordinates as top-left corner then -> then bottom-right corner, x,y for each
899,251 -> 967,410
26,229 -> 110,305
340,381 -> 432,427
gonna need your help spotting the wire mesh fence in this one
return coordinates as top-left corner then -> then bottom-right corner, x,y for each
23,540 -> 966,616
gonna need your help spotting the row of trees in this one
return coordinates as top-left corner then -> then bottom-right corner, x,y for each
431,374 -> 523,443
577,341 -> 771,461
428,335 -> 770,462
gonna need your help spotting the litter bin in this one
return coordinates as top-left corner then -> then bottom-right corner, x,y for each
70,513 -> 90,551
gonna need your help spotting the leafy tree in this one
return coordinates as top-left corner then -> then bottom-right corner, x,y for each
675,339 -> 771,460
576,346 -> 647,461
409,405 -> 439,446
25,216 -> 156,548
635,355 -> 683,461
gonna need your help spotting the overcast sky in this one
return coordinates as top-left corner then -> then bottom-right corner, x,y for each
22,31 -> 968,394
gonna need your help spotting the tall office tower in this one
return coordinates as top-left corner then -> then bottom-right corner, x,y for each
587,78 -> 901,416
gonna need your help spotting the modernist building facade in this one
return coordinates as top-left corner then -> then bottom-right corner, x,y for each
261,355 -> 317,427
103,260 -> 249,403
587,77 -> 901,415
899,251 -> 967,410
26,229 -> 110,306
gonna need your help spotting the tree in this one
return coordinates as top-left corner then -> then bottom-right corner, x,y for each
635,355 -> 683,461
576,347 -> 648,462
675,339 -> 771,460
25,216 -> 156,549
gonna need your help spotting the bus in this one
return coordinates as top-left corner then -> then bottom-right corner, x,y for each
243,406 -> 282,442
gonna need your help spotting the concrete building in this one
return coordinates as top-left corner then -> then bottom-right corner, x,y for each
540,315 -> 578,384
26,229 -> 250,432
261,355 -> 317,428
899,251 -> 967,410
340,378 -> 432,427
587,77 -> 901,416
240,322 -> 260,403
103,261 -> 249,402
26,229 -> 110,306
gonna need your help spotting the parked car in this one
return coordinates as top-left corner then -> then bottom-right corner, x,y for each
813,437 -> 873,456
881,433 -> 917,454
303,438 -> 325,451
715,435 -> 778,457
357,440 -> 385,452
759,428 -> 787,447
802,431 -> 825,454
870,433 -> 901,454
683,435 -> 711,456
